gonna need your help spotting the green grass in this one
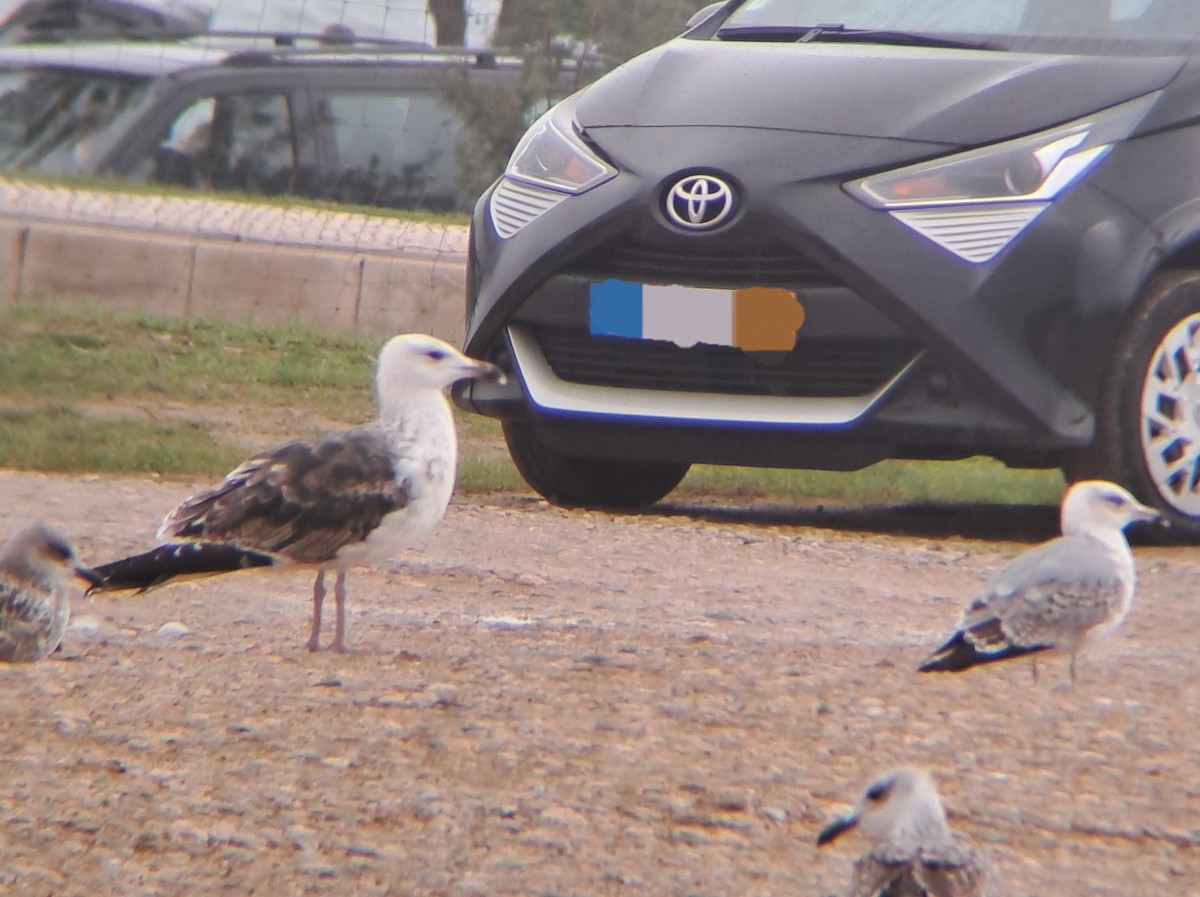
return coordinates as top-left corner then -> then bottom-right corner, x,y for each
0,306 -> 379,420
0,305 -> 1066,505
678,458 -> 1064,506
458,456 -> 528,494
0,405 -> 246,477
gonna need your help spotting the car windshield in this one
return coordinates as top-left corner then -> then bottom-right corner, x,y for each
718,0 -> 1200,48
0,67 -> 154,175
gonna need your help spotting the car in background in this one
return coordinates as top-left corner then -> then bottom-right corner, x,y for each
0,34 -> 594,212
455,0 -> 1200,537
0,0 -> 211,44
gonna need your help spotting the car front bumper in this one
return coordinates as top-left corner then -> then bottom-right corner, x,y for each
456,127 -> 1162,470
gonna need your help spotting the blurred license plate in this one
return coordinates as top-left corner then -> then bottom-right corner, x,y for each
589,280 -> 805,352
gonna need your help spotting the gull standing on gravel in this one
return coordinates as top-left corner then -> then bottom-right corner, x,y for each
87,333 -> 503,653
817,766 -> 996,897
919,480 -> 1158,685
0,525 -> 103,663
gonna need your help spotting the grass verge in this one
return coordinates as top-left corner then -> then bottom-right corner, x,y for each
0,405 -> 245,476
0,305 -> 1065,505
1,306 -> 379,419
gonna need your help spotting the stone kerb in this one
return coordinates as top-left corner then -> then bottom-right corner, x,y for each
188,241 -> 361,331
0,182 -> 470,342
0,220 -> 24,306
17,224 -> 194,317
356,253 -> 467,346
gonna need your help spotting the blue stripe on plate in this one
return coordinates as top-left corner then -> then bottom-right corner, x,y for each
589,279 -> 643,338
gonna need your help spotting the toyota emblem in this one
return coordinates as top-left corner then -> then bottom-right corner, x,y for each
665,174 -> 735,231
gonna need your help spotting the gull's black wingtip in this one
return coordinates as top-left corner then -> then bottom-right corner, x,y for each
928,629 -> 968,659
919,632 -> 1052,674
87,543 -> 277,595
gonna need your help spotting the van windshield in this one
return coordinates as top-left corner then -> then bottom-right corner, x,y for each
718,0 -> 1198,48
0,68 -> 154,176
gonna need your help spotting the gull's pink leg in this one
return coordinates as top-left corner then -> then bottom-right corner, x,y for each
307,570 -> 326,652
332,571 -> 349,654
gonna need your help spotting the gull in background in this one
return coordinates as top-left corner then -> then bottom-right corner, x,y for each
0,525 -> 103,663
88,333 -> 502,653
817,766 -> 996,897
919,480 -> 1158,685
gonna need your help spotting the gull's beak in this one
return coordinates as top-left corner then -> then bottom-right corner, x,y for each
1134,502 -> 1160,524
459,357 -> 506,385
74,565 -> 106,589
1128,499 -> 1162,528
816,813 -> 858,846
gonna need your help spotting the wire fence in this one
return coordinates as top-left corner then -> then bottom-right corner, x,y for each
0,0 -> 709,339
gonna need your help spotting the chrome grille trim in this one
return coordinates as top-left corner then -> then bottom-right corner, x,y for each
489,177 -> 567,239
891,204 -> 1048,264
508,325 -> 919,426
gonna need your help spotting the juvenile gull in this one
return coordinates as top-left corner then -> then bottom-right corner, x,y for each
89,333 -> 502,652
919,480 -> 1157,684
0,525 -> 103,663
817,766 -> 996,897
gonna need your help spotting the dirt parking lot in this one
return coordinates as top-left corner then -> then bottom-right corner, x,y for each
1,470 -> 1197,896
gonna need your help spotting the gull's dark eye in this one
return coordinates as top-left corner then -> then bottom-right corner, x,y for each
1102,493 -> 1126,507
47,540 -> 73,561
426,348 -> 447,361
866,782 -> 891,802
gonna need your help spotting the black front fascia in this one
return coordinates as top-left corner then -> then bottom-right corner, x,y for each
466,124 -> 1162,445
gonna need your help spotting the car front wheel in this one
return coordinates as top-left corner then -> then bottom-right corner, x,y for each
1066,269 -> 1200,540
502,420 -> 690,509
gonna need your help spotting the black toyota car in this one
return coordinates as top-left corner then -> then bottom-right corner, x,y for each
455,0 -> 1200,535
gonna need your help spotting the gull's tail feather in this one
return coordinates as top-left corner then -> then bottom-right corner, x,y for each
88,543 -> 278,595
918,630 -> 1051,674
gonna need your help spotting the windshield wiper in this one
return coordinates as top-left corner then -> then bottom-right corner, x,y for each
716,23 -> 997,51
714,24 -> 817,42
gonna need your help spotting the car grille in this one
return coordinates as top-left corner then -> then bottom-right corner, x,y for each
563,235 -> 840,288
532,327 -> 919,398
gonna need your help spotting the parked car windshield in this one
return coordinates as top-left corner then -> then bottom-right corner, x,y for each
719,0 -> 1199,47
0,67 -> 153,174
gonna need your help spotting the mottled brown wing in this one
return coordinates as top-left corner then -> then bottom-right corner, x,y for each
846,854 -> 916,897
159,427 -> 410,564
0,582 -> 50,662
913,843 -> 995,897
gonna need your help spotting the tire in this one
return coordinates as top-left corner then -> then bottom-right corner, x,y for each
1062,268 -> 1200,541
502,420 -> 690,509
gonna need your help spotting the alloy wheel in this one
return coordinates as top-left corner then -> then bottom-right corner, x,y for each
1139,311 -> 1200,515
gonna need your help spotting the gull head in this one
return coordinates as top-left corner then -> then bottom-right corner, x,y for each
1,524 -> 103,588
375,333 -> 504,397
1060,480 -> 1159,538
817,767 -> 949,848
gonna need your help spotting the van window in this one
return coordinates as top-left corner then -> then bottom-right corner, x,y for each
137,92 -> 296,195
0,68 -> 152,175
314,90 -> 466,212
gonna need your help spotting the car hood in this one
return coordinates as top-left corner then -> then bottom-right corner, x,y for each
576,39 -> 1183,147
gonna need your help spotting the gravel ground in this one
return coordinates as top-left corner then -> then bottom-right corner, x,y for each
1,470 -> 1198,897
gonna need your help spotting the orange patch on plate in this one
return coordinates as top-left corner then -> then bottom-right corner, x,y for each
732,288 -> 807,352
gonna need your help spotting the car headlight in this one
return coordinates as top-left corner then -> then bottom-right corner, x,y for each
843,93 -> 1159,263
846,93 -> 1157,209
505,101 -> 615,195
